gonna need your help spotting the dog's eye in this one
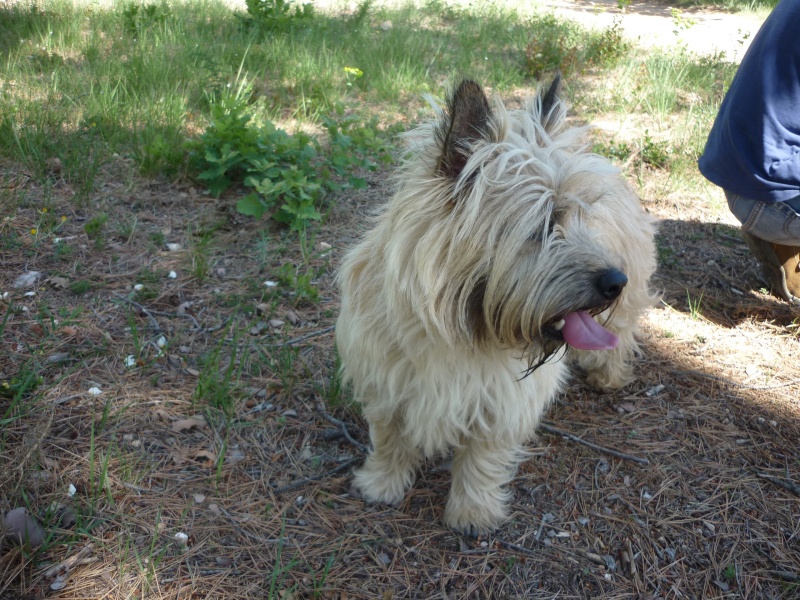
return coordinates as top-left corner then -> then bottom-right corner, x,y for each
528,219 -> 555,243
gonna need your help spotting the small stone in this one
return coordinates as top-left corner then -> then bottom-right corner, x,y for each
13,271 -> 41,289
4,508 -> 46,548
286,311 -> 300,325
282,409 -> 298,418
46,157 -> 63,174
269,319 -> 284,329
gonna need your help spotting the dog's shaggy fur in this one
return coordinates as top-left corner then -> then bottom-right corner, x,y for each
336,77 -> 657,535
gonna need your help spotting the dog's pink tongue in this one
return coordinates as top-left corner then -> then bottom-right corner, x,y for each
561,311 -> 619,350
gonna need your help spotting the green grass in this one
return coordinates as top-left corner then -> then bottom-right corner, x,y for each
0,0 -> 746,225
672,0 -> 778,11
0,0 -> 635,184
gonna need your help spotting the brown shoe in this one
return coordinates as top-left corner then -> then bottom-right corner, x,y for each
742,232 -> 800,305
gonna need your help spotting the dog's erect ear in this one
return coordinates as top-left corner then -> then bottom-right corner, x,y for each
437,80 -> 491,180
539,72 -> 562,133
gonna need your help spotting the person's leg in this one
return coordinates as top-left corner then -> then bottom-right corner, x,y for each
726,191 -> 800,304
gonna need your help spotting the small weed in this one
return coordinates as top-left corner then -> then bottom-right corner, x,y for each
640,130 -> 670,169
122,2 -> 173,35
189,230 -> 215,282
69,280 -> 93,296
275,263 -> 319,305
524,14 -> 629,79
596,139 -> 633,163
687,290 -> 704,319
244,0 -> 314,32
670,8 -> 697,38
84,214 -> 108,240
657,243 -> 678,268
195,337 -> 243,423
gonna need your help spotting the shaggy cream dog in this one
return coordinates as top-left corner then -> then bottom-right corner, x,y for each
336,77 -> 657,535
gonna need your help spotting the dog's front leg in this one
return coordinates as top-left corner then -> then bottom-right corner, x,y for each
351,417 -> 421,506
444,439 -> 520,537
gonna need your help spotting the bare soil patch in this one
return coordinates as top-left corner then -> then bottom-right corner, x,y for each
540,0 -> 766,60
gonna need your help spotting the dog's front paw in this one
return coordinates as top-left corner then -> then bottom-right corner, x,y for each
351,463 -> 411,507
443,494 -> 507,537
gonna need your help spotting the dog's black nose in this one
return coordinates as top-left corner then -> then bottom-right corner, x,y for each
596,268 -> 628,300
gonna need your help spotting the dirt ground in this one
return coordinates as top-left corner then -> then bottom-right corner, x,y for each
2,2 -> 798,600
541,0 -> 766,59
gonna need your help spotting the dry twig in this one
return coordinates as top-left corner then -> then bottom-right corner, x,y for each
755,472 -> 800,496
539,422 -> 650,465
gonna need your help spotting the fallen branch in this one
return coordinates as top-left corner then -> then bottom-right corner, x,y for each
112,292 -> 160,331
318,404 -> 369,454
539,422 -> 649,465
44,544 -> 95,578
267,326 -> 335,348
495,537 -> 608,569
273,458 -> 357,494
672,369 -> 800,391
755,472 -> 800,496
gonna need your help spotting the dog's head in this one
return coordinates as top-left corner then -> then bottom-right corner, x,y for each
392,77 -> 655,364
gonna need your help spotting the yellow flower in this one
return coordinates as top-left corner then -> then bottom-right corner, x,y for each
343,66 -> 363,78
61,216 -> 67,222
41,207 -> 48,213
30,228 -> 37,235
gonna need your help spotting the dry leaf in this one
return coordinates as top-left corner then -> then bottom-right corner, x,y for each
48,277 -> 69,289
171,446 -> 189,466
60,325 -> 78,336
192,449 -> 216,468
172,415 -> 207,432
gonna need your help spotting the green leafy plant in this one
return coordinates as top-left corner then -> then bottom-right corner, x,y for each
524,14 -> 629,79
84,214 -> 108,239
275,262 -> 320,304
641,130 -> 670,169
244,0 -> 314,32
122,2 -> 173,35
190,87 -> 394,232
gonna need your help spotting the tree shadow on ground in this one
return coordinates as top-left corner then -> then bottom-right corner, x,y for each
655,217 -> 799,330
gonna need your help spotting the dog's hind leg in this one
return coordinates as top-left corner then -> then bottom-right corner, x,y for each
444,440 -> 520,536
351,417 -> 421,506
